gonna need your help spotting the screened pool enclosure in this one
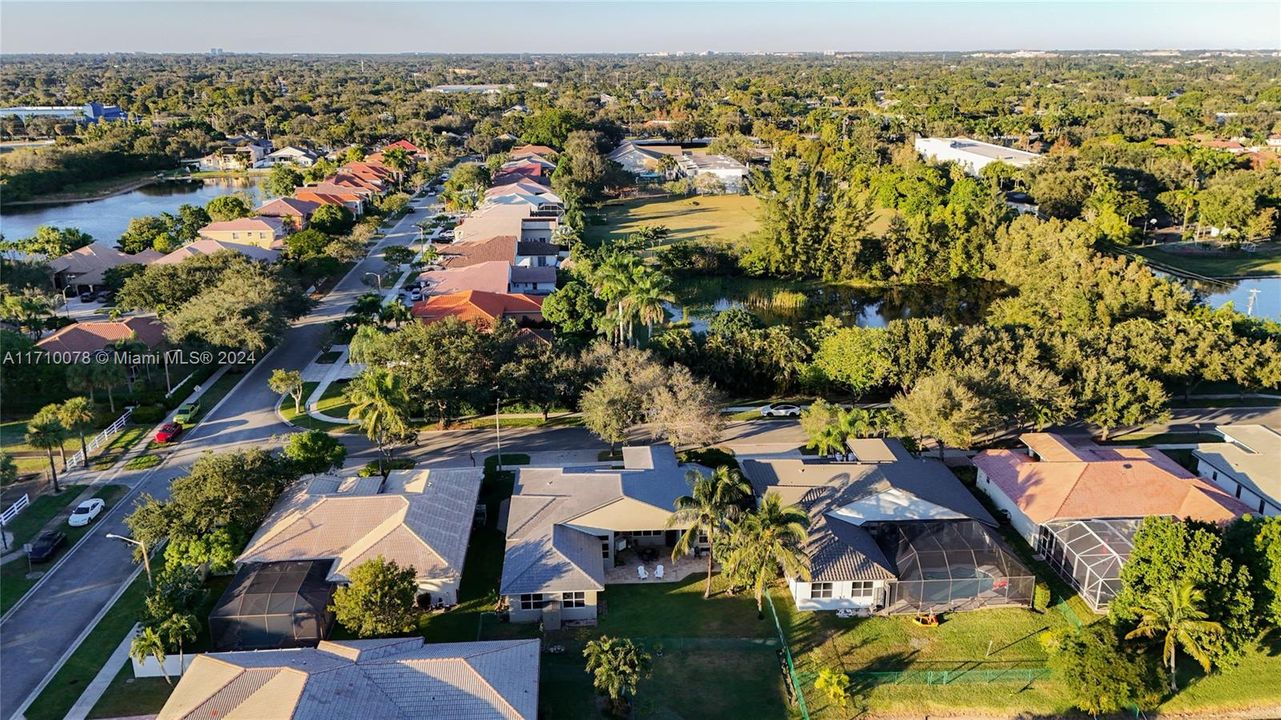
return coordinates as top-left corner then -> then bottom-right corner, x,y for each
1036,517 -> 1141,612
209,560 -> 336,651
870,520 -> 1036,614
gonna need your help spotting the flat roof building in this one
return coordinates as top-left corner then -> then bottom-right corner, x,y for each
1193,425 -> 1281,517
914,136 -> 1041,175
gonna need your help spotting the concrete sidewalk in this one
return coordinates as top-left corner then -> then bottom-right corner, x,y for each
63,624 -> 138,720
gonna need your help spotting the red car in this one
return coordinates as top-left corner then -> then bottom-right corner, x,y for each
155,422 -> 183,443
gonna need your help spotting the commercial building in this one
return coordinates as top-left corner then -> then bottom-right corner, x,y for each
914,136 -> 1041,175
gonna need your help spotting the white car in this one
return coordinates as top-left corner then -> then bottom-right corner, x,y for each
408,288 -> 424,302
759,403 -> 802,418
67,498 -> 106,527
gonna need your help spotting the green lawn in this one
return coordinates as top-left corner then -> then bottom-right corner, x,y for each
88,425 -> 148,470
1,484 -> 87,548
1127,241 -> 1281,278
0,485 -> 129,615
584,195 -> 761,246
280,382 -> 357,433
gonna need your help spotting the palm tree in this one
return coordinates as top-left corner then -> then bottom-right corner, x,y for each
59,397 -> 96,467
345,368 -> 411,476
666,466 -> 752,598
592,254 -> 641,346
25,413 -> 67,493
158,612 -> 200,673
728,492 -> 810,612
809,424 -> 847,460
130,626 -> 171,685
381,147 -> 412,189
583,636 -> 652,717
1125,581 -> 1224,691
379,301 -> 412,329
93,361 -> 126,413
622,269 -> 674,341
65,363 -> 97,403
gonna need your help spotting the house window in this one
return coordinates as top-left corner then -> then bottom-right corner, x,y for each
519,594 -> 545,611
232,232 -> 239,239
632,530 -> 663,537
811,582 -> 833,599
562,592 -> 586,608
602,541 -> 611,559
851,581 -> 875,598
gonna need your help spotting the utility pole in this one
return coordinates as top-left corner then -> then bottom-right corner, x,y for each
494,391 -> 503,473
106,533 -> 153,587
1246,288 -> 1260,317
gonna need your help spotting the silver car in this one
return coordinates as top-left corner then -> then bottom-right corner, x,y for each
759,403 -> 802,417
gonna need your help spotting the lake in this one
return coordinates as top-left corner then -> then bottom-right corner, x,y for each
1177,276 -> 1281,321
0,176 -> 268,244
670,276 -> 1010,331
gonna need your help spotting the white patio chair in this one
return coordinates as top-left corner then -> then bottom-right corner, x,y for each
637,565 -> 648,580
655,564 -> 665,580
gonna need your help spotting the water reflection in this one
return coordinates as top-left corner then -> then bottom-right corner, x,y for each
1178,276 -> 1280,321
1,176 -> 268,243
670,276 -> 1012,331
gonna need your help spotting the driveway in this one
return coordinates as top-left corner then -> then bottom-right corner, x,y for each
0,188 -> 441,720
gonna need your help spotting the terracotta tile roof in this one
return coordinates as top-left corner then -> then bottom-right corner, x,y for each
385,139 -> 422,154
37,316 -> 166,353
973,433 -> 1248,524
440,236 -> 519,267
293,189 -> 357,206
411,290 -> 543,325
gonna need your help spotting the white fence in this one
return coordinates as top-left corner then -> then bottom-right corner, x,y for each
64,406 -> 134,472
1,493 -> 30,527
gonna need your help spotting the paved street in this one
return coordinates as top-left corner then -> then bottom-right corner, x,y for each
0,190 -> 440,720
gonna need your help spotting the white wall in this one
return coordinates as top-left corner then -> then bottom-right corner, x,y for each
1197,459 -> 1280,516
788,577 -> 888,612
132,651 -> 197,678
506,591 -> 598,623
975,468 -> 1039,543
418,577 -> 461,605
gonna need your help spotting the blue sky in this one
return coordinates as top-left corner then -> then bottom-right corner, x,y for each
2,2 -> 1278,54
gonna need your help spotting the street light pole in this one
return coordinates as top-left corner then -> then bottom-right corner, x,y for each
363,272 -> 383,290
106,533 -> 153,587
495,391 -> 503,473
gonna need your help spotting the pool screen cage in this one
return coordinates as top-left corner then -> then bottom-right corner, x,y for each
1036,517 -> 1141,612
209,560 -> 336,651
870,520 -> 1036,614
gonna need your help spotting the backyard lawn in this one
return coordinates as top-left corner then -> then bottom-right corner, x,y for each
1126,240 -> 1281,278
584,195 -> 761,246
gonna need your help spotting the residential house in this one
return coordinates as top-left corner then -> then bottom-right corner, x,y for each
914,136 -> 1041,175
483,192 -> 564,216
508,266 -> 557,294
411,290 -> 544,327
37,316 -> 166,354
263,145 -> 319,167
1193,424 -> 1281,516
198,139 -> 273,171
515,241 -> 561,268
501,446 -> 707,626
608,140 -> 674,180
153,240 -> 282,265
743,439 -> 1034,615
255,197 -> 321,229
157,638 -> 539,720
237,468 -> 483,605
418,261 -> 513,296
485,181 -> 562,203
973,433 -> 1247,610
455,207 -> 557,243
48,243 -> 162,293
440,235 -> 519,267
293,187 -> 365,216
675,153 -> 749,193
509,144 -> 558,159
198,217 -> 286,247
383,138 -> 429,161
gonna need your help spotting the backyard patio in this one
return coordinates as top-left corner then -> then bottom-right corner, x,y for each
604,548 -> 708,585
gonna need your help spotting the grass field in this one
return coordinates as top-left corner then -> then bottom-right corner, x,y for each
584,195 -> 761,246
1127,241 -> 1281,278
280,381 -> 358,433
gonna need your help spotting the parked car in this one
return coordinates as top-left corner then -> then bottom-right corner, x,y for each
94,289 -> 115,303
155,422 -> 183,443
78,291 -> 96,303
759,403 -> 802,418
408,288 -> 424,302
27,531 -> 66,563
173,401 -> 200,425
68,498 -> 106,527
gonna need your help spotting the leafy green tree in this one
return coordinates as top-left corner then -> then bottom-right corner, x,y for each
647,365 -> 724,448
583,636 -> 652,717
542,280 -> 606,339
666,466 -> 751,598
269,368 -> 305,415
205,194 -> 251,222
162,528 -> 239,573
265,164 -> 304,197
813,326 -> 894,396
330,556 -> 419,638
1045,624 -> 1158,716
0,452 -> 17,485
892,373 -> 994,458
346,368 -> 411,475
283,429 -> 348,476
814,667 -> 852,711
1125,582 -> 1224,691
580,371 -> 638,449
1077,358 -> 1168,441
382,244 -> 415,269
18,226 -> 94,257
165,263 -> 300,352
723,492 -> 810,611
1222,515 -> 1281,628
521,109 -> 585,148
284,228 -> 330,259
310,204 -> 355,235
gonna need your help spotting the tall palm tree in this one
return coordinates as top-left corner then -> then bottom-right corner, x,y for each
345,368 -> 411,476
158,612 -> 200,674
26,414 -> 67,493
32,405 -> 69,469
666,466 -> 752,598
809,424 -> 847,460
583,636 -> 652,717
381,147 -> 412,189
592,254 -> 640,346
1125,581 -> 1223,691
622,269 -> 674,342
59,397 -> 96,467
93,362 -> 126,413
130,626 -> 171,685
728,492 -> 810,612
66,363 -> 97,403
379,301 -> 412,329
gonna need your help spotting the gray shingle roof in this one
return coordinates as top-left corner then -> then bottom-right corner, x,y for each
500,445 -> 701,595
158,638 -> 540,720
742,439 -> 993,583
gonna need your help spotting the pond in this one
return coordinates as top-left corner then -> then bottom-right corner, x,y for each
0,176 -> 268,243
670,276 -> 1010,331
1176,276 -> 1281,322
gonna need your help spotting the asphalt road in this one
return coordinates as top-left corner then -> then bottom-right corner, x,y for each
0,189 -> 441,720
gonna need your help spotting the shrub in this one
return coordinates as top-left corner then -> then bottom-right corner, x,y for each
130,404 -> 167,424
